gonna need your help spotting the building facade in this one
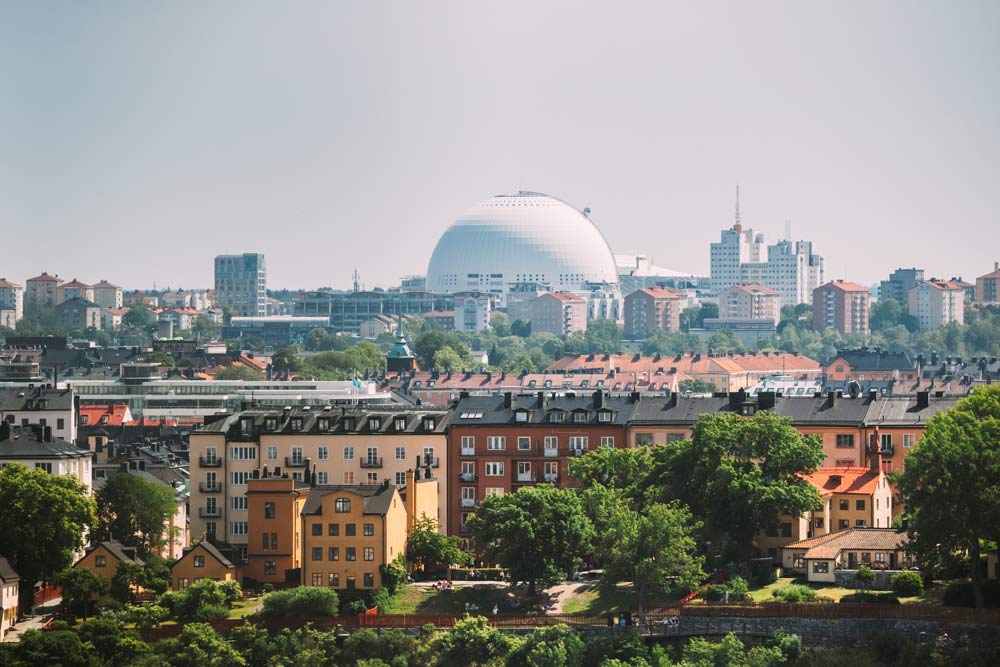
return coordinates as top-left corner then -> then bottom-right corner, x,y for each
908,280 -> 964,330
623,287 -> 683,339
717,284 -> 780,324
975,263 -> 1000,305
57,280 -> 95,305
24,273 -> 63,312
0,279 -> 24,328
813,280 -> 870,335
530,292 -> 587,336
453,292 -> 492,334
214,253 -> 267,317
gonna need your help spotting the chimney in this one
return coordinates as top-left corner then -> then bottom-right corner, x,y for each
629,391 -> 641,403
593,390 -> 604,409
757,391 -> 776,411
728,390 -> 747,409
537,391 -> 547,409
916,391 -> 929,409
43,425 -> 53,442
503,392 -> 512,409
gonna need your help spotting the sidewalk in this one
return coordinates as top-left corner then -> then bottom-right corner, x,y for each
4,597 -> 61,643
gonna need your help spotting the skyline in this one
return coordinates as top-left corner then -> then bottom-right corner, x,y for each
3,2 -> 999,291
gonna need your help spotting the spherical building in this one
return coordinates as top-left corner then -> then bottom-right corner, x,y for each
426,191 -> 619,304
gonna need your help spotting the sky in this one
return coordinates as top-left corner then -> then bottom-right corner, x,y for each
2,1 -> 998,292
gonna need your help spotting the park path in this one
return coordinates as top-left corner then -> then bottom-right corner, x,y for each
3,597 -> 61,643
543,582 -> 590,614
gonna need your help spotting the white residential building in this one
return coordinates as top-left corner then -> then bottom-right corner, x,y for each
908,280 -> 965,330
0,387 -> 77,443
92,280 -> 124,309
0,279 -> 23,329
453,292 -> 492,333
0,425 -> 93,496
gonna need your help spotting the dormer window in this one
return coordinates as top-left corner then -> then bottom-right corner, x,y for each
573,411 -> 588,423
394,417 -> 407,431
368,417 -> 381,431
514,410 -> 529,423
543,380 -> 552,388
79,415 -> 89,425
549,411 -> 565,423
290,417 -> 303,432
317,417 -> 329,431
422,417 -> 436,430
265,417 -> 278,432
343,417 -> 356,431
100,415 -> 109,424
598,411 -> 612,423
240,418 -> 253,435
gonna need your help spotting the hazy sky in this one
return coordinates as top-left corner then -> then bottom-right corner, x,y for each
3,1 -> 998,291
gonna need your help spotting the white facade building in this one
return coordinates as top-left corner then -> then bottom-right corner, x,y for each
0,426 -> 93,496
0,280 -> 23,329
453,293 -> 492,333
0,387 -> 77,443
765,240 -> 824,307
908,280 -> 965,330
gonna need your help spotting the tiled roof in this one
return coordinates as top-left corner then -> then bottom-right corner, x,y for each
924,280 -> 964,291
827,349 -> 915,372
88,540 -> 144,566
61,279 -> 92,289
92,280 -> 121,289
0,429 -> 90,460
806,467 -> 881,496
27,273 -> 61,282
821,280 -> 869,292
450,393 -> 633,426
631,286 -> 682,299
0,557 -> 19,583
79,404 -> 132,427
0,278 -> 22,289
784,528 -> 907,559
546,352 -> 821,376
196,406 -> 451,436
541,292 -> 586,303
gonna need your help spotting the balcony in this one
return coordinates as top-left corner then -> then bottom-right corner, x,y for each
461,498 -> 476,508
460,447 -> 476,456
419,455 -> 441,468
199,507 -> 221,518
284,457 -> 306,468
198,457 -> 221,467
199,482 -> 222,493
459,472 -> 479,483
515,472 -> 537,483
543,473 -> 559,483
360,457 -> 384,469
543,447 -> 559,457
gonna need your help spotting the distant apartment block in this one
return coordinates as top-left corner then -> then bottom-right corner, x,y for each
623,287 -> 683,339
91,280 -> 123,309
215,253 -> 267,317
453,292 -> 491,334
293,290 -> 453,333
57,279 -> 94,305
813,280 -> 870,336
976,262 -> 1000,305
505,282 -> 549,324
766,240 -> 824,307
530,292 -> 587,336
0,279 -> 23,328
160,289 -> 213,311
55,297 -> 102,330
878,268 -> 924,304
124,290 -> 160,308
908,280 -> 964,330
25,272 -> 63,311
717,284 -> 780,324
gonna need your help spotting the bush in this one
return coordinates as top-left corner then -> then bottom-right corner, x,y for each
703,577 -> 751,602
770,584 -> 818,603
260,586 -> 339,617
840,592 -> 900,605
890,571 -> 924,597
369,588 -> 394,613
380,556 -> 407,594
854,565 -> 875,591
941,580 -> 1000,608
162,579 -> 241,621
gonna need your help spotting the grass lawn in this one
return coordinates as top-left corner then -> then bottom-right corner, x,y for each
387,585 -> 528,615
562,584 -> 685,615
747,577 -> 945,604
227,596 -> 264,619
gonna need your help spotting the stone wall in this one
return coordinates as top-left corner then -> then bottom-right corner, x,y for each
833,569 -> 899,590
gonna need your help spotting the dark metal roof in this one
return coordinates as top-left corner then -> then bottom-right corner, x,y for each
0,387 -> 74,412
198,406 -> 451,437
864,396 -> 959,426
0,557 -> 19,583
829,349 -> 915,372
0,429 -> 89,460
451,393 -> 634,426
301,484 -> 396,517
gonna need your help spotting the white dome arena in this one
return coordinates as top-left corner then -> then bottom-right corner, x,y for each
426,191 -> 619,301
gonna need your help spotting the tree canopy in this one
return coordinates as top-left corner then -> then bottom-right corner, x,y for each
406,514 -> 469,570
96,472 -> 178,556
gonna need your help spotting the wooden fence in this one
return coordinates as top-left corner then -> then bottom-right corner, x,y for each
679,602 -> 1000,625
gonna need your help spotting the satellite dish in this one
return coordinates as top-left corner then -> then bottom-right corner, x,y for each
583,207 -> 591,217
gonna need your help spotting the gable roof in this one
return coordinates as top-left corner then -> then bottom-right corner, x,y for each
176,540 -> 237,569
0,279 -> 22,289
821,280 -> 869,292
827,349 -> 915,372
27,273 -> 62,283
80,540 -> 143,566
301,484 -> 397,517
0,557 -> 19,583
806,467 -> 881,496
784,528 -> 907,559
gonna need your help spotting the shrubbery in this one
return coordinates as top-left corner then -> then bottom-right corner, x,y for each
770,584 -> 818,603
703,577 -> 751,602
159,579 -> 241,621
942,580 -> 1000,608
890,571 -> 924,597
260,586 -> 339,617
840,592 -> 901,605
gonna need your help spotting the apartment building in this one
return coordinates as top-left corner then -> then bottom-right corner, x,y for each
530,292 -> 587,336
54,297 -> 103,330
73,541 -> 143,585
214,253 -> 267,317
879,268 -> 924,305
453,292 -> 492,333
623,287 -> 683,339
717,284 -> 780,324
0,279 -> 23,328
91,280 -> 124,309
823,349 -> 918,384
188,406 -> 450,559
0,387 -> 76,445
57,279 -> 95,304
975,263 -> 1000,305
446,391 -> 631,539
908,280 -> 964,330
812,280 -> 870,335
0,559 -> 18,637
24,272 -> 63,311
0,424 -> 93,495
766,240 -> 824,307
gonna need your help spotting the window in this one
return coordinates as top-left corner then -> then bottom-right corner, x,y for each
231,446 -> 257,460
861,552 -> 871,563
815,518 -> 824,528
573,411 -> 588,423
367,472 -> 378,484
346,547 -> 356,561
231,471 -> 250,485
312,547 -> 323,561
515,411 -> 528,423
903,434 -> 914,448
485,462 -> 504,477
263,561 -> 276,575
80,415 -> 89,425
461,436 -> 475,452
328,523 -> 339,536
363,573 -> 375,588
600,436 -> 614,448
312,471 -> 327,484
855,519 -> 866,527
262,533 -> 270,550
395,472 -> 406,486
395,446 -> 406,460
312,524 -> 323,536
318,417 -> 330,431
266,446 -> 278,461
839,499 -> 849,510
178,577 -> 190,589
368,417 -> 381,430
318,447 -> 328,461
95,555 -> 107,567
792,554 -> 805,569
264,502 -> 275,519
35,463 -> 52,473
395,417 -> 407,430
290,418 -> 303,432
836,434 -> 854,448
343,471 -> 354,484
290,447 -> 303,465
485,487 -> 504,497
812,561 -> 829,574
423,416 -> 436,430
193,555 -> 205,568
880,433 -> 892,449
635,433 -> 653,446
205,522 -> 216,536
345,524 -> 356,537
335,498 -> 351,513
329,573 -> 339,587
598,411 -> 612,423
839,519 -> 849,529
230,521 -> 248,536
363,523 -> 374,536
781,523 -> 792,538
569,436 -> 588,451
549,411 -> 565,423
517,437 -> 531,450
329,547 -> 340,561
487,436 -> 505,450
343,417 -> 356,430
856,499 -> 865,511
343,447 -> 354,461
364,547 -> 375,561
231,497 -> 247,511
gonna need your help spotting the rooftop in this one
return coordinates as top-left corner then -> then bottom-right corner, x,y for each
784,528 -> 907,560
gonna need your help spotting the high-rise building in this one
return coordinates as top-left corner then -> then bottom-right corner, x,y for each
975,262 -> 1000,305
879,268 -> 924,304
214,254 -> 266,317
908,280 -> 964,330
623,287 -> 684,339
91,280 -> 123,309
709,189 -> 765,294
812,280 -> 870,335
0,279 -> 24,328
718,284 -> 781,325
24,272 -> 63,312
765,240 -> 824,307
530,292 -> 587,336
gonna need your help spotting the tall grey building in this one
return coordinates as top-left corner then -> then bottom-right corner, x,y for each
879,268 -> 924,304
214,253 -> 266,316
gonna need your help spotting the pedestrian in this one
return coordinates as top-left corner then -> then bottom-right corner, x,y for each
493,604 -> 498,616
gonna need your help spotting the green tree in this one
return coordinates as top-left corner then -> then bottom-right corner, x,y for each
467,485 -> 593,594
490,312 -> 512,337
260,586 -> 339,617
600,503 -> 705,624
0,464 -> 96,613
432,615 -> 516,667
854,565 -> 875,593
192,315 -> 221,340
271,346 -> 303,375
505,625 -> 585,667
109,561 -> 143,604
677,378 -> 718,394
340,628 -> 415,666
56,567 -> 108,620
15,629 -> 98,667
568,447 -> 651,493
584,319 -> 623,353
156,622 -> 246,667
433,347 -> 465,371
160,579 -> 240,621
215,365 -> 265,380
141,352 -> 175,366
414,331 -> 472,369
122,305 -> 154,329
511,319 -> 532,338
643,411 -> 825,562
406,514 -> 469,570
896,385 -> 1000,608
96,472 -> 177,556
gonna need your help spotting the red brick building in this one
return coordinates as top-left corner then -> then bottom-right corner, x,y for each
446,391 -> 633,540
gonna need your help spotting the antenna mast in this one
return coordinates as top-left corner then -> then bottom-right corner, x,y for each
352,269 -> 360,293
734,185 -> 741,230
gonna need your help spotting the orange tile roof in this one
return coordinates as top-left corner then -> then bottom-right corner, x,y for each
634,287 -> 682,299
545,352 -> 820,376
823,280 -> 869,292
61,279 -> 92,289
543,292 -> 587,303
785,528 -> 907,559
79,404 -> 131,427
27,273 -> 61,282
927,280 -> 964,290
806,467 -> 881,495
0,278 -> 22,289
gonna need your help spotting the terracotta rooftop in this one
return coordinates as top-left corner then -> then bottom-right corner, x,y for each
806,467 -> 881,496
27,272 -> 61,282
0,278 -> 22,289
823,280 -> 869,292
542,292 -> 587,303
784,528 -> 907,560
61,279 -> 92,289
632,286 -> 682,299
